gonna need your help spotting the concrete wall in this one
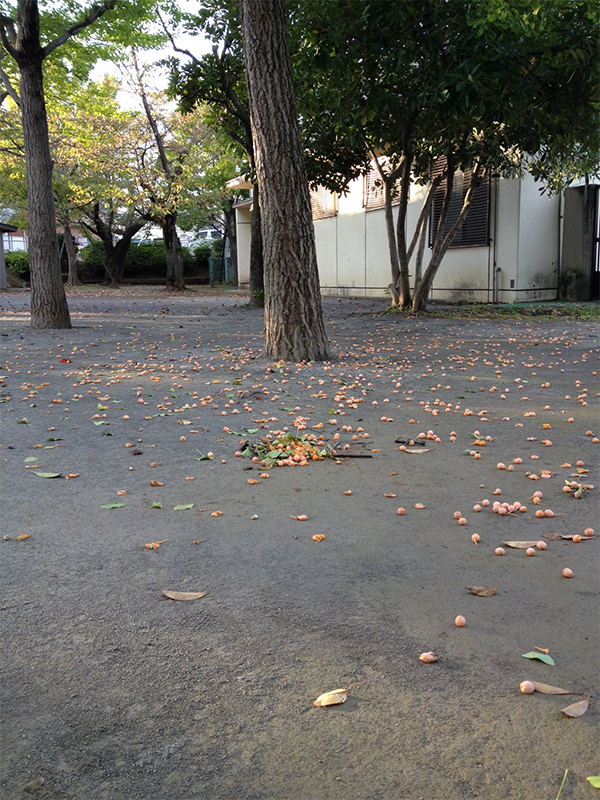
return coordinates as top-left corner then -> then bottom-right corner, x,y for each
560,185 -> 596,300
515,173 -> 559,301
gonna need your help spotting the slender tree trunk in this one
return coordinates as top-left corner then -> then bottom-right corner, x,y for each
240,0 -> 330,360
395,155 -> 413,309
223,204 -> 238,286
162,213 -> 185,290
17,1 -> 70,328
248,182 -> 264,307
63,221 -> 80,286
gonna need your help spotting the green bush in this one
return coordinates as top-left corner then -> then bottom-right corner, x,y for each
5,250 -> 30,280
79,241 -> 105,282
79,239 -> 200,282
194,241 -> 213,267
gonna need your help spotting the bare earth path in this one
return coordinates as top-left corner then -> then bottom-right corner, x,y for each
1,288 -> 598,800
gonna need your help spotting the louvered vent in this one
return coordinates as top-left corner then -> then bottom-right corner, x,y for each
429,157 -> 490,248
363,164 -> 403,210
310,186 -> 337,220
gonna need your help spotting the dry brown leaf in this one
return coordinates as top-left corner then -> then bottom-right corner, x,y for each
503,541 -> 541,549
313,683 -> 358,707
162,590 -> 207,602
150,480 -> 163,487
542,533 -> 563,540
561,695 -> 590,718
533,682 -> 579,695
383,493 -> 397,498
560,534 -> 595,540
403,447 -> 430,454
466,581 -> 501,597
16,534 -> 30,541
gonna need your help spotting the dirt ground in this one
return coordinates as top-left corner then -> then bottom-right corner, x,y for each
1,287 -> 598,800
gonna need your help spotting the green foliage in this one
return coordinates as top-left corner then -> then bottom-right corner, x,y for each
4,250 -> 29,279
79,240 -> 199,281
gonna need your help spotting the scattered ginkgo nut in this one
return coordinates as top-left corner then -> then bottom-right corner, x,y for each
526,547 -> 536,557
520,681 -> 535,694
458,517 -> 467,526
397,507 -> 405,515
415,503 -> 426,509
584,527 -> 594,536
495,547 -> 505,556
572,535 -> 581,543
471,533 -> 480,545
562,568 -> 573,578
344,490 -> 352,495
454,615 -> 466,627
536,541 -> 547,550
473,504 -> 482,512
453,511 -> 462,519
419,652 -> 438,663
180,436 -> 186,442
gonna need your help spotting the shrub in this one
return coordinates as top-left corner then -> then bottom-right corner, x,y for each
5,250 -> 30,280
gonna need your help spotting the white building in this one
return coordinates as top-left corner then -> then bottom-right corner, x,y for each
232,168 -> 600,303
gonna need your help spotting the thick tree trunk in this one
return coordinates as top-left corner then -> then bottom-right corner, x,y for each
17,1 -> 70,328
162,213 -> 185,290
248,182 -> 264,307
62,221 -> 80,286
240,0 -> 330,361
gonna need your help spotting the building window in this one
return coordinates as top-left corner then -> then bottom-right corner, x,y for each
429,157 -> 490,248
363,163 -> 404,210
310,186 -> 337,220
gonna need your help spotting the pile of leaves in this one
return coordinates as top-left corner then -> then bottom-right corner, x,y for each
239,431 -> 334,468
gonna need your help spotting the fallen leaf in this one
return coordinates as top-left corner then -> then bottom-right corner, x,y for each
559,534 -> 595,540
586,776 -> 600,788
561,695 -> 590,718
130,449 -> 143,456
101,503 -> 126,509
32,471 -> 61,479
503,541 -> 541,549
291,514 -> 308,521
145,539 -> 168,550
16,534 -> 30,541
23,457 -> 37,462
383,493 -> 397,498
211,510 -> 223,517
161,590 -> 207,601
522,651 -> 555,666
313,683 -> 358,707
312,534 -> 325,542
403,447 -> 430,453
149,462 -> 160,467
151,501 -> 163,509
247,479 -> 259,485
466,581 -> 501,597
174,504 -> 194,511
533,682 -> 578,695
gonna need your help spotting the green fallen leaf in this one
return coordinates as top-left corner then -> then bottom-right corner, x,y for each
42,445 -> 58,449
46,437 -> 62,442
246,428 -> 259,434
173,504 -> 194,511
93,420 -> 108,426
587,777 -> 600,788
16,419 -> 29,424
32,471 -> 61,478
97,403 -> 108,410
522,651 -> 555,666
23,457 -> 37,462
101,503 -> 126,509
102,431 -> 114,436
195,452 -> 213,461
151,501 -> 163,509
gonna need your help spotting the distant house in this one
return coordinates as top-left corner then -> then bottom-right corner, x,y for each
232,168 -> 600,303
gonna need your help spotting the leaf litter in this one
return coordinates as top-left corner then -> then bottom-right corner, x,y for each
522,651 -> 555,666
162,590 -> 207,602
466,581 -> 501,597
561,695 -> 590,718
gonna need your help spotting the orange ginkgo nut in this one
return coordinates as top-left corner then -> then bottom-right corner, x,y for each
520,681 -> 535,694
535,510 -> 545,518
536,541 -> 547,550
415,503 -> 425,509
562,568 -> 573,578
572,535 -> 581,543
397,507 -> 406,515
584,528 -> 594,536
454,615 -> 466,627
526,547 -> 536,557
458,517 -> 467,526
471,533 -> 480,544
453,511 -> 462,519
495,547 -> 505,556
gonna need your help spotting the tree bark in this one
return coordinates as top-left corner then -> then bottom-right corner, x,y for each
162,213 -> 185,290
83,205 -> 144,286
16,0 -> 70,328
239,0 -> 330,361
248,182 -> 264,306
62,220 -> 80,286
223,202 -> 238,286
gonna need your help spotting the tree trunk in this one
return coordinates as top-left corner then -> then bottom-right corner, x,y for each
17,0 -> 70,328
395,155 -> 413,309
248,182 -> 264,307
62,221 -> 80,286
240,0 -> 330,361
383,180 -> 400,307
223,203 -> 238,286
162,213 -> 185,290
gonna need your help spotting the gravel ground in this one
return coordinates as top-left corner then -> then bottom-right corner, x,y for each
1,287 -> 598,800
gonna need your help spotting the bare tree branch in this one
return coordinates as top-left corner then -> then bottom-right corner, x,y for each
0,13 -> 19,59
0,56 -> 20,106
43,0 -> 117,59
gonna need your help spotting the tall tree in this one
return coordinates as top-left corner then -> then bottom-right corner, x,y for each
239,0 -> 329,361
0,0 -> 160,326
164,1 -> 265,306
